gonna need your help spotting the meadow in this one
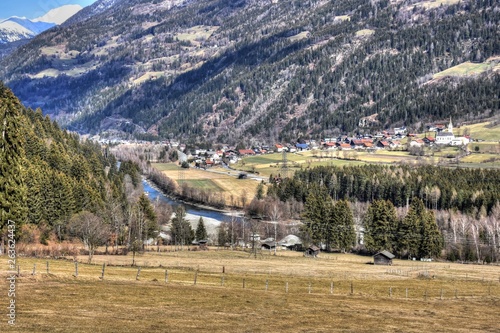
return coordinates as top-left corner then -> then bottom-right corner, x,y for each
2,251 -> 499,332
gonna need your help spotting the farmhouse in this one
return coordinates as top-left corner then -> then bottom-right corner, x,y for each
373,250 -> 395,265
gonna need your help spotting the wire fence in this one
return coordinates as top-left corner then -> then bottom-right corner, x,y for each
12,258 -> 500,301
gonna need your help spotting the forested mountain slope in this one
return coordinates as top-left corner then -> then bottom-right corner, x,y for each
1,0 -> 499,143
0,83 -> 127,241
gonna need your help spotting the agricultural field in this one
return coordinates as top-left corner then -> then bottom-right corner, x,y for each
463,121 -> 500,143
2,251 -> 499,332
153,163 -> 259,205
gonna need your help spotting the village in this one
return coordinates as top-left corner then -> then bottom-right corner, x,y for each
99,118 -> 474,168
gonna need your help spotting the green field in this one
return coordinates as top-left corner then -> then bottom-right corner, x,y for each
433,61 -> 500,79
462,121 -> 500,142
179,179 -> 226,191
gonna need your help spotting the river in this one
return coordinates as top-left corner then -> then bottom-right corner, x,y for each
142,179 -> 242,232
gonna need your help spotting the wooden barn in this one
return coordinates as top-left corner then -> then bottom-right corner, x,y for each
304,245 -> 320,257
373,250 -> 395,265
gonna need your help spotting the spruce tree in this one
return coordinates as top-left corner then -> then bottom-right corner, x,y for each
0,83 -> 27,237
419,210 -> 443,258
331,200 -> 356,252
364,200 -> 398,253
302,185 -> 333,248
195,216 -> 208,241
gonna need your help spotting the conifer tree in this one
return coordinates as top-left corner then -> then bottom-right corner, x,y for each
364,200 -> 398,253
0,84 -> 27,237
195,216 -> 208,241
302,185 -> 333,247
331,200 -> 356,252
419,210 -> 443,258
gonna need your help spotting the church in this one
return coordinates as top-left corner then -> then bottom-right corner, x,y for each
435,118 -> 455,145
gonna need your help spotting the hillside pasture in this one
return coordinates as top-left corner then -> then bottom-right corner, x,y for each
433,61 -> 499,79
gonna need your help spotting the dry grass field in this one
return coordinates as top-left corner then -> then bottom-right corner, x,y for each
2,251 -> 499,332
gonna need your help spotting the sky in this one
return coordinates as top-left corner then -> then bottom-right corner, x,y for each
0,0 -> 98,20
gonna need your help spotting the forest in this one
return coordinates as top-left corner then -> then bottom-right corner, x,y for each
0,83 -> 172,261
1,0 -> 498,143
262,164 -> 500,262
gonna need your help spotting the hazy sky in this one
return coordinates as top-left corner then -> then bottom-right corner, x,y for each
1,0 -> 98,20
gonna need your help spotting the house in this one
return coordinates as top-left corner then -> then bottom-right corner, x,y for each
296,143 -> 309,151
323,142 -> 337,150
339,143 -> 351,150
451,137 -> 469,146
423,137 -> 435,145
350,139 -> 364,148
377,141 -> 390,149
238,149 -> 256,156
275,144 -> 284,152
394,126 -> 407,135
409,139 -> 424,147
363,142 -> 374,149
373,250 -> 395,265
304,245 -> 320,257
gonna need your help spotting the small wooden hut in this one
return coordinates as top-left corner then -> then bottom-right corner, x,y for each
373,250 -> 395,265
305,245 -> 320,257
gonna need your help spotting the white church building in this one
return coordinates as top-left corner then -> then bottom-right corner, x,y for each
435,118 -> 455,145
435,118 -> 470,146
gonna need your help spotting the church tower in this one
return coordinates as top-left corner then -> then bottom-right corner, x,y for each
447,117 -> 453,133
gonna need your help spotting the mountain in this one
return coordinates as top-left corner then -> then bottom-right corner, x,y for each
0,17 -> 55,43
34,4 -> 83,25
1,0 -> 499,144
0,82 -> 127,236
0,5 -> 82,51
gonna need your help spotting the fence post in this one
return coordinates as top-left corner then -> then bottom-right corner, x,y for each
350,281 -> 353,295
330,281 -> 333,294
74,262 -> 78,277
406,288 -> 408,300
424,289 -> 428,301
242,278 -> 245,289
136,267 -> 141,280
265,279 -> 269,291
32,264 -> 36,275
46,261 -> 49,274
194,270 -> 198,285
308,282 -> 312,294
440,288 -> 443,300
390,287 -> 392,298
165,270 -> 168,283
286,281 -> 288,293
101,263 -> 106,280
455,289 -> 458,299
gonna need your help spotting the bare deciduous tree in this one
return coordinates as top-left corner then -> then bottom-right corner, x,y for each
69,211 -> 110,264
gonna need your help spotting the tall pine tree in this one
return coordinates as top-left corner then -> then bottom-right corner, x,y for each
0,83 -> 27,238
364,200 -> 398,253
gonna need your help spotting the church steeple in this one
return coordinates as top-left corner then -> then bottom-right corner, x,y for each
448,117 -> 453,133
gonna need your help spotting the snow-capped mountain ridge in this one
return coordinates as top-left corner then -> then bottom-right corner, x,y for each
0,4 -> 82,44
34,4 -> 83,25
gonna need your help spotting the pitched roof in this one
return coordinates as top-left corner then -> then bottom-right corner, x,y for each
374,250 -> 395,259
